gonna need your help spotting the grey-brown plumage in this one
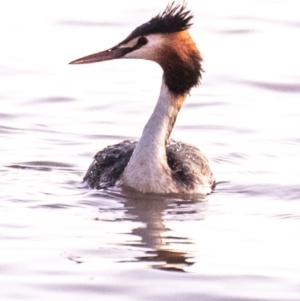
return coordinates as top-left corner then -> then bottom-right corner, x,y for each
84,139 -> 215,191
84,140 -> 136,189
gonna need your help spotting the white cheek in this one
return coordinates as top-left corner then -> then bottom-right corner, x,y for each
123,35 -> 165,61
124,46 -> 156,60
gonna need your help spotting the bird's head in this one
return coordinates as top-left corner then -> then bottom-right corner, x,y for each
70,2 -> 203,95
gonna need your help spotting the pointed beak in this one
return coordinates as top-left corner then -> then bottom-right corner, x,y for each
69,46 -> 131,64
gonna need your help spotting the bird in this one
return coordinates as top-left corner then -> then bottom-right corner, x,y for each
69,2 -> 215,195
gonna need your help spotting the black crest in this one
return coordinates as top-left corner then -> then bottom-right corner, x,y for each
123,2 -> 193,43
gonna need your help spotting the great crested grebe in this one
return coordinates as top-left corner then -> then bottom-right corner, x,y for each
70,2 -> 215,194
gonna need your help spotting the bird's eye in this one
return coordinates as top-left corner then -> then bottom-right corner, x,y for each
137,36 -> 148,47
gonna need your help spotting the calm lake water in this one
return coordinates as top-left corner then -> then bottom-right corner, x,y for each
1,0 -> 300,300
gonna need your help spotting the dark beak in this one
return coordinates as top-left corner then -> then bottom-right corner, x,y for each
69,46 -> 130,64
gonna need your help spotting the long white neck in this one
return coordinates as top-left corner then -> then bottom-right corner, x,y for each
122,81 -> 186,193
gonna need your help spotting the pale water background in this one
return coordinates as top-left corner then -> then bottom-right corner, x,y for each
1,0 -> 300,300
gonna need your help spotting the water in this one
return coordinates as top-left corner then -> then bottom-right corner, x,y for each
1,0 -> 300,300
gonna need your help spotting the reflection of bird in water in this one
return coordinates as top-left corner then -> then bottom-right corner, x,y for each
122,193 -> 197,272
70,2 -> 215,194
137,249 -> 194,273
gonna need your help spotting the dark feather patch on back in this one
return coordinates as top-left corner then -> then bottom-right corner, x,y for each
84,140 -> 137,189
84,139 -> 215,191
166,139 -> 213,190
122,1 -> 193,43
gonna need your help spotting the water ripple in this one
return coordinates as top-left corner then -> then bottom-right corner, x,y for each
6,161 -> 74,171
242,80 -> 300,93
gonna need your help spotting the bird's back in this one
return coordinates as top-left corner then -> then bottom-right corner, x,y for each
84,139 -> 215,193
83,140 -> 136,189
166,140 -> 215,192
